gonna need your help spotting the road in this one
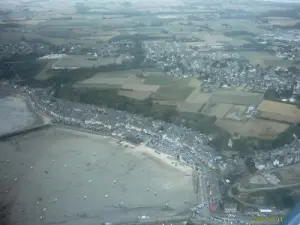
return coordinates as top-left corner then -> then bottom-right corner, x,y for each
237,182 -> 300,193
200,167 -> 210,218
229,180 -> 300,209
192,165 -> 211,219
1,86 -> 282,225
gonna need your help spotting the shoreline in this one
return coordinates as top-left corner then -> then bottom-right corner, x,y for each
54,124 -> 194,174
133,144 -> 193,174
0,88 -> 196,173
0,88 -> 51,126
0,120 -> 198,225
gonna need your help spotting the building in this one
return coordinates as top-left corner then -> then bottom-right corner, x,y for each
209,202 -> 216,213
224,203 -> 237,213
259,208 -> 272,213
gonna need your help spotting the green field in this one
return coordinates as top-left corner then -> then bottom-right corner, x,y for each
264,59 -> 295,67
238,50 -> 296,68
153,85 -> 195,101
237,51 -> 289,67
0,30 -> 97,46
53,55 -> 116,68
143,75 -> 175,85
74,84 -> 122,89
172,78 -> 195,87
210,90 -> 264,105
37,19 -> 102,27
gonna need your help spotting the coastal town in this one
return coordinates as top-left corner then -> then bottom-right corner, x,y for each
1,0 -> 300,224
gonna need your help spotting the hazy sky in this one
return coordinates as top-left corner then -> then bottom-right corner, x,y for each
261,0 -> 300,3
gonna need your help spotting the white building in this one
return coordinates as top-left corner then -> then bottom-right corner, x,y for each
259,209 -> 272,213
224,203 -> 237,213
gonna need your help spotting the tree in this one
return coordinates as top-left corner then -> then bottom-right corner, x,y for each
162,107 -> 177,123
20,35 -> 27,41
186,220 -> 195,225
264,88 -> 279,100
288,66 -> 299,74
265,189 -> 296,209
143,97 -> 153,107
280,89 -> 293,98
231,186 -> 240,195
245,157 -> 257,173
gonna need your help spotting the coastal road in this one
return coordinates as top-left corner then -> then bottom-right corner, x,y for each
200,167 -> 210,218
193,166 -> 210,218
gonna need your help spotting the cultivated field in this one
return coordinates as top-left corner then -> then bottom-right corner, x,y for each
90,70 -> 141,78
216,118 -> 289,139
187,78 -> 202,87
123,83 -> 160,92
209,90 -> 264,105
176,102 -> 204,113
81,32 -> 120,42
16,19 -> 47,25
267,17 -> 299,26
76,75 -> 277,140
225,105 -> 248,120
0,31 -> 40,44
74,72 -> 161,99
249,175 -> 269,185
143,75 -> 175,85
203,103 -> 233,119
274,164 -> 300,185
2,0 -> 293,144
78,77 -> 127,86
185,88 -> 212,104
257,100 -> 300,123
157,15 -> 181,19
35,60 -> 57,81
1,14 -> 127,46
263,58 -> 294,68
72,72 -> 293,140
77,75 -> 198,102
243,164 -> 300,190
238,51 -> 274,66
77,73 -> 142,86
53,55 -> 117,68
118,90 -> 152,100
189,19 -> 267,35
237,51 -> 294,68
153,85 -> 195,101
202,33 -> 233,44
0,30 -> 88,46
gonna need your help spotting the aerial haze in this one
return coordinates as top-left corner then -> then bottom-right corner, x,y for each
1,0 -> 300,224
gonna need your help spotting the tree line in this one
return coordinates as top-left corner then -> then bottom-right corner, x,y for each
54,86 -> 230,149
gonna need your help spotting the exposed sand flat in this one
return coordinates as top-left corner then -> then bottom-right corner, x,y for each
0,126 -> 197,225
132,145 -> 193,174
0,96 -> 37,135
